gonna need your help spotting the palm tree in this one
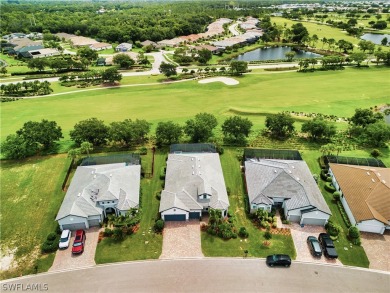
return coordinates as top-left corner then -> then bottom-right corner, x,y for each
310,59 -> 317,69
208,209 -> 222,227
321,37 -> 327,49
80,142 -> 93,157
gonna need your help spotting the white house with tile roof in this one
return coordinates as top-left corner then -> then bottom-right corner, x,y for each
56,163 -> 140,230
245,159 -> 331,226
159,153 -> 229,221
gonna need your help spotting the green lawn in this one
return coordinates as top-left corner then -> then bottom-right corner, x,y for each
301,150 -> 370,268
95,149 -> 164,263
202,148 -> 297,259
0,155 -> 71,279
270,16 -> 383,49
2,67 -> 389,147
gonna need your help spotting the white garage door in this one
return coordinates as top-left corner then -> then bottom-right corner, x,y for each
301,218 -> 326,226
288,215 -> 301,223
61,222 -> 87,231
88,219 -> 100,227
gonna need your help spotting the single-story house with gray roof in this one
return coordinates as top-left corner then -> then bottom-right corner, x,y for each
56,163 -> 140,230
245,159 -> 331,226
116,42 -> 133,52
159,153 -> 229,221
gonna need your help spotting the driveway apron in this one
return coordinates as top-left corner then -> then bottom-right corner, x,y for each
49,227 -> 100,272
160,220 -> 204,259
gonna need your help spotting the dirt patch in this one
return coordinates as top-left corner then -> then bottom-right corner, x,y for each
1,247 -> 17,271
198,77 -> 239,85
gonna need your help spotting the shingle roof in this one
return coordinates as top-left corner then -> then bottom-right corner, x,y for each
56,163 -> 140,220
245,159 -> 331,214
329,163 -> 390,224
159,153 -> 229,213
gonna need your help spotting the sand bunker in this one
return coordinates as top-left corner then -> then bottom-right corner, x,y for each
198,77 -> 239,85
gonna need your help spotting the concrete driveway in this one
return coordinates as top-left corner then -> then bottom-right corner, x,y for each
49,227 -> 100,272
287,223 -> 342,265
360,230 -> 390,272
160,220 -> 204,259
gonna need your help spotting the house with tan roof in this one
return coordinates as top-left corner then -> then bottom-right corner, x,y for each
159,147 -> 229,221
90,42 -> 112,51
70,36 -> 98,47
329,163 -> 390,234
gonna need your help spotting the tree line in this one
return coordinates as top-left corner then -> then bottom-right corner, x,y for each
0,80 -> 52,97
2,108 -> 389,160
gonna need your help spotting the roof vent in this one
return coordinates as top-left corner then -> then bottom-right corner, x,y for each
191,158 -> 194,161
109,173 -> 112,177
198,158 -> 200,161
93,175 -> 97,179
192,171 -> 195,175
367,171 -> 370,176
91,171 -> 95,174
198,165 -> 201,168
78,193 -> 81,197
199,172 -> 202,175
288,170 -> 292,174
274,170 -> 277,173
371,178 -> 375,183
382,180 -> 386,184
292,166 -> 295,169
296,177 -> 300,181
377,173 -> 381,177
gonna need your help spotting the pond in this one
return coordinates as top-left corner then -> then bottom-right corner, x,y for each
233,46 -> 322,61
360,33 -> 390,45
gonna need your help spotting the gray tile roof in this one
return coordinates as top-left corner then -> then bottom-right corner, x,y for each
159,153 -> 229,212
245,159 -> 331,214
56,163 -> 140,220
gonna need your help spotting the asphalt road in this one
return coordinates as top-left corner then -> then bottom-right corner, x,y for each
1,258 -> 389,293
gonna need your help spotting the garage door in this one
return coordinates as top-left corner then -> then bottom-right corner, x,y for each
301,218 -> 326,226
288,215 -> 301,223
189,212 -> 200,219
88,219 -> 100,227
61,222 -> 87,231
164,214 -> 186,221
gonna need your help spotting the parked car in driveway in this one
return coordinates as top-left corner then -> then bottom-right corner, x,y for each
59,229 -> 71,249
72,230 -> 86,254
318,233 -> 338,259
307,236 -> 322,257
266,254 -> 291,267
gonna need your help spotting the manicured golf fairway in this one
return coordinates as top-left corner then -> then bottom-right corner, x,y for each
1,67 -> 389,141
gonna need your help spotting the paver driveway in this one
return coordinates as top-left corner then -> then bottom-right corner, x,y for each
360,230 -> 390,272
49,227 -> 100,272
160,220 -> 204,259
287,223 -> 342,265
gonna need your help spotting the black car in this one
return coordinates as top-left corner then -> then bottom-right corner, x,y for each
307,236 -> 322,257
318,233 -> 338,259
266,254 -> 291,267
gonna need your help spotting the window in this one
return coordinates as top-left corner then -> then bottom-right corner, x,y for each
203,194 -> 207,199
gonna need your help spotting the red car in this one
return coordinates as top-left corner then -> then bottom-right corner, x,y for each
72,230 -> 86,254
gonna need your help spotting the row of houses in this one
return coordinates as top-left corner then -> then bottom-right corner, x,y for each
156,17 -> 263,52
56,146 -> 389,234
2,38 -> 60,58
2,32 -> 43,41
55,33 -> 112,51
156,18 -> 233,48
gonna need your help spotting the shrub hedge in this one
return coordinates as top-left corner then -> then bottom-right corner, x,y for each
337,201 -> 352,228
324,182 -> 336,193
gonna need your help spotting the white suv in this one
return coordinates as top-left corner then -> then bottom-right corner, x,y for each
59,229 -> 71,249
